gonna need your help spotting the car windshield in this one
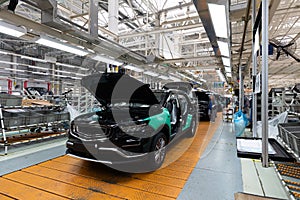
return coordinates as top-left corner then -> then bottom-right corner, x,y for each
153,91 -> 167,104
108,100 -> 151,108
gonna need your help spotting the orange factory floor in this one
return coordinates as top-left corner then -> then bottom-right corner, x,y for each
0,117 -> 222,200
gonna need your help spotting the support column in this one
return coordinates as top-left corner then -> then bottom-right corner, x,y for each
239,65 -> 243,111
51,64 -> 56,94
108,0 -> 118,35
262,0 -> 269,167
155,13 -> 161,56
252,0 -> 258,137
89,0 -> 99,37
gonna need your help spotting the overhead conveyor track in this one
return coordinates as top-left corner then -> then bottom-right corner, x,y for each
0,116 -> 222,200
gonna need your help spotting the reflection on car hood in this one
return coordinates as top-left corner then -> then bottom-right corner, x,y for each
81,73 -> 159,106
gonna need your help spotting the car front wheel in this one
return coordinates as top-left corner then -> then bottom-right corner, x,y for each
149,132 -> 167,170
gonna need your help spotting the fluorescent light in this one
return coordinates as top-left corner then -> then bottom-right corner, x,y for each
4,68 -> 25,72
0,21 -> 26,37
55,69 -> 71,74
254,30 -> 260,53
0,60 -> 18,65
158,75 -> 169,80
92,54 -> 123,66
200,78 -> 207,83
71,77 -> 82,80
74,73 -> 85,77
222,57 -> 231,67
32,71 -> 49,75
26,64 -> 48,70
33,79 -> 46,82
125,65 -> 144,72
208,3 -> 228,39
176,72 -> 194,81
217,41 -> 230,57
169,76 -> 181,81
224,66 -> 231,73
144,71 -> 159,77
0,50 -> 9,55
36,35 -> 89,56
20,55 -> 47,63
56,62 -> 89,71
54,74 -> 68,78
216,69 -> 226,82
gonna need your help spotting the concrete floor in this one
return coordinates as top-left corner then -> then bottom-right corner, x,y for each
178,122 -> 243,200
178,122 -> 290,200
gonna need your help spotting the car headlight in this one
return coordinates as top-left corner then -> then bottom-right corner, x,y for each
120,123 -> 147,133
119,120 -> 155,138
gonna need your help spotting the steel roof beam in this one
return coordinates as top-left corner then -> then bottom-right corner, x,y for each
119,23 -> 203,39
0,9 -> 148,64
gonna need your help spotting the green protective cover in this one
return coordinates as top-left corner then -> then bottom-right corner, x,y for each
182,114 -> 193,131
143,108 -> 171,133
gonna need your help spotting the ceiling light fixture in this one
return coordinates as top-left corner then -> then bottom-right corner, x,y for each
144,71 -> 159,77
226,72 -> 232,78
0,60 -> 18,65
0,21 -> 26,38
222,57 -> 231,67
169,76 -> 181,82
0,50 -> 9,55
26,64 -> 48,70
216,69 -> 226,82
55,69 -> 72,74
208,3 -> 228,39
32,71 -> 49,75
20,55 -> 47,63
217,41 -> 230,57
224,66 -> 231,73
158,75 -> 169,80
199,78 -> 207,83
56,62 -> 89,71
36,35 -> 89,56
125,65 -> 144,73
4,68 -> 25,72
71,77 -> 82,80
92,54 -> 123,66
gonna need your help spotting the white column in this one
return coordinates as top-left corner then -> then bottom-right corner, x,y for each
252,0 -> 258,137
262,0 -> 269,167
108,0 -> 119,35
89,0 -> 99,37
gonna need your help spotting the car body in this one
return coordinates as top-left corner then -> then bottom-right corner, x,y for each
66,73 -> 198,172
195,91 -> 217,121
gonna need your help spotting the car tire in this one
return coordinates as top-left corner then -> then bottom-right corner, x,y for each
149,132 -> 167,170
187,118 -> 197,138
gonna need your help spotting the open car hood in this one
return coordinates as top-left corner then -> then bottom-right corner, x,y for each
81,73 -> 159,106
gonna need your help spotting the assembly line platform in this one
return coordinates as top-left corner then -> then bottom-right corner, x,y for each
0,114 -> 294,200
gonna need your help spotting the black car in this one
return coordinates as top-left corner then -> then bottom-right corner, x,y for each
195,91 -> 217,121
66,73 -> 198,172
